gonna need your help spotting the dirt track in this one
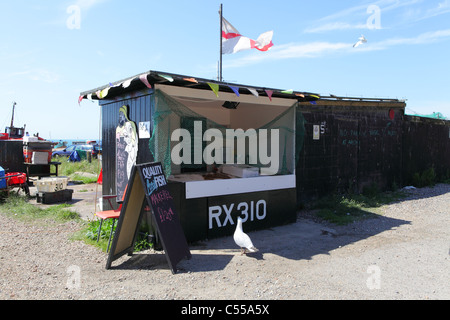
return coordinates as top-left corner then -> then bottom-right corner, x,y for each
0,183 -> 449,300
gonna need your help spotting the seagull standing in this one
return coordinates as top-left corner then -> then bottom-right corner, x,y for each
233,217 -> 258,255
353,35 -> 367,48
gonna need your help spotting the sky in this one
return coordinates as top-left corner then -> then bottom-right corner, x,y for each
1,0 -> 449,140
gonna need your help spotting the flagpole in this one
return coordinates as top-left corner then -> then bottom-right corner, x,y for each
219,3 -> 223,82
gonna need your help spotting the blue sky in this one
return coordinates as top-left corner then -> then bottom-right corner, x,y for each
1,0 -> 449,139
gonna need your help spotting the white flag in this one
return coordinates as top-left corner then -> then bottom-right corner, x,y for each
222,17 -> 273,54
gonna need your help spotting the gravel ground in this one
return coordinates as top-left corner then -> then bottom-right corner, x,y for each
0,183 -> 448,300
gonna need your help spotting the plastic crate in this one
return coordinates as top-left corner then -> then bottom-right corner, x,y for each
36,176 -> 69,193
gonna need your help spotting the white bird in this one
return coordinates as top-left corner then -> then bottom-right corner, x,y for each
353,35 -> 367,48
233,217 -> 258,255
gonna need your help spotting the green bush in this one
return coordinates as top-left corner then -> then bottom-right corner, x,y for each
413,167 -> 436,187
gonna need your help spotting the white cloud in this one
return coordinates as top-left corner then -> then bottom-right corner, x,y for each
305,22 -> 368,34
304,0 -> 424,33
413,0 -> 450,21
74,0 -> 109,10
363,28 -> 450,51
224,28 -> 450,69
4,69 -> 60,84
225,41 -> 353,69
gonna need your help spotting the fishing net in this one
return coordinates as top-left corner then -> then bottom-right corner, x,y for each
149,89 -> 305,178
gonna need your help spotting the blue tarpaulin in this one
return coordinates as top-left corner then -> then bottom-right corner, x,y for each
69,151 -> 81,162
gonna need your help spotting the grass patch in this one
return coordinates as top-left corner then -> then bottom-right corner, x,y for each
70,174 -> 98,184
0,194 -> 80,223
311,189 -> 407,225
58,158 -> 101,184
71,218 -> 116,252
72,219 -> 153,252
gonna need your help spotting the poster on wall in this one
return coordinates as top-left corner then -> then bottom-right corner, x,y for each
139,121 -> 151,139
116,105 -> 139,201
313,125 -> 320,140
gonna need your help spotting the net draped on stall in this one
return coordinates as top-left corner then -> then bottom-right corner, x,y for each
149,89 -> 305,178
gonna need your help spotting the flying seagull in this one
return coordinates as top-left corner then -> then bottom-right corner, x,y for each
233,217 -> 259,255
353,35 -> 367,48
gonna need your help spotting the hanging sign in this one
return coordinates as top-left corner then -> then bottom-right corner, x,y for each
106,162 -> 191,274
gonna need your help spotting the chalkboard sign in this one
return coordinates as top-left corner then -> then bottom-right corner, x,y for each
106,162 -> 191,274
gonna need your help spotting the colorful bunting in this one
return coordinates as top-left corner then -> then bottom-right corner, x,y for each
81,71 -> 321,104
139,74 -> 152,89
183,77 -> 198,83
122,78 -> 133,88
247,88 -> 259,97
207,82 -> 220,97
158,74 -> 174,82
265,90 -> 273,101
228,85 -> 240,97
99,87 -> 110,99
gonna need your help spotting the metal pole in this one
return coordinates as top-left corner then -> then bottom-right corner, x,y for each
219,3 -> 223,82
10,102 -> 16,128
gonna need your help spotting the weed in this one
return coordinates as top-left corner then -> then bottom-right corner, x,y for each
73,218 -> 153,253
413,167 -> 436,188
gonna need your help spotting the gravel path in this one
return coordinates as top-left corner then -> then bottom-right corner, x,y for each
0,184 -> 448,300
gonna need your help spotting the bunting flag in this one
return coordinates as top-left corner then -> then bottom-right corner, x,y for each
222,17 -> 273,54
158,74 -> 174,82
207,82 -> 219,97
247,88 -> 259,97
122,78 -> 133,88
139,74 -> 152,89
183,77 -> 198,83
228,85 -> 240,97
82,71 -> 321,104
99,87 -> 110,99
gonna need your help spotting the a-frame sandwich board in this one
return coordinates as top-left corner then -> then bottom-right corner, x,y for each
106,162 -> 191,274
